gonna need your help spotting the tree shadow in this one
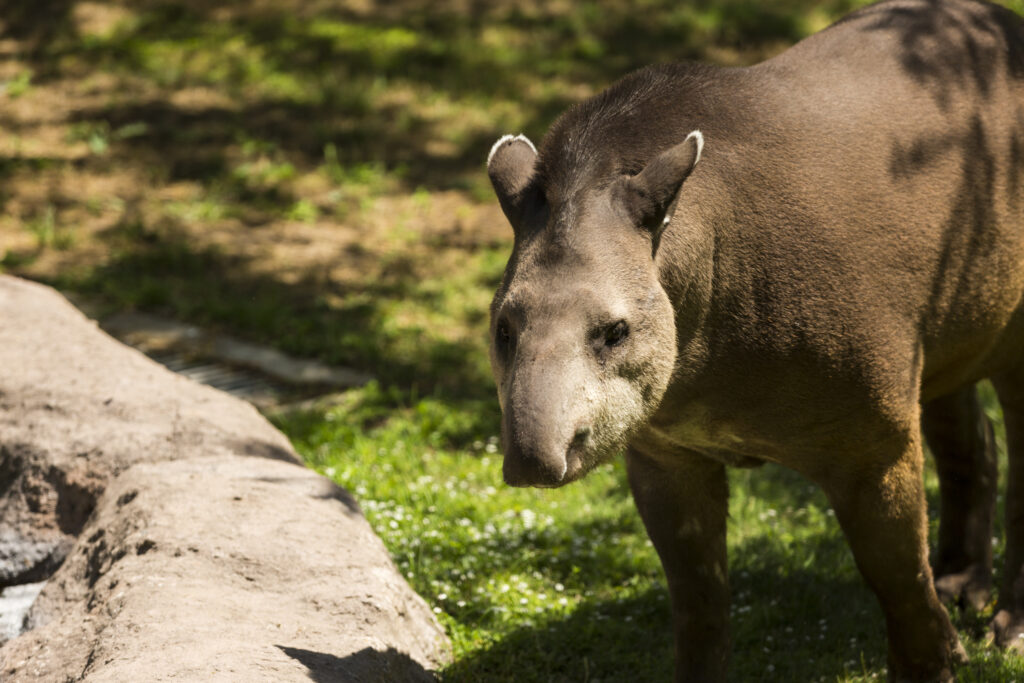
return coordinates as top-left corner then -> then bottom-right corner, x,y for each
47,218 -> 496,397
0,0 -> 881,198
5,0 -> 1017,406
853,0 -> 1024,110
442,549 -> 882,683
403,460 -> 868,681
442,591 -> 674,682
859,0 -> 1024,400
433,445 -> 1020,681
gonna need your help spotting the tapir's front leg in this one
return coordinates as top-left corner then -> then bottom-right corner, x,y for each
626,444 -> 730,683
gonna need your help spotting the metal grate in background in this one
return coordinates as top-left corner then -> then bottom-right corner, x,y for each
148,351 -> 291,408
92,311 -> 371,410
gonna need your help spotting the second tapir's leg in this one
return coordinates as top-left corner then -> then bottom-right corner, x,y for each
818,432 -> 966,682
991,368 -> 1024,649
921,384 -> 997,610
625,445 -> 729,683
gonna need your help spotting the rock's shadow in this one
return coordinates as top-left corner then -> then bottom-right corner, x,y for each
277,645 -> 436,683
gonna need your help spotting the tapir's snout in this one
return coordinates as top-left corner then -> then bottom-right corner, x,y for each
500,372 -> 589,487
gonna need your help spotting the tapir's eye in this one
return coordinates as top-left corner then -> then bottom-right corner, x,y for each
495,319 -> 514,354
603,320 -> 629,348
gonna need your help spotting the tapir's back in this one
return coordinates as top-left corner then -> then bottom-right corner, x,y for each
695,0 -> 1024,398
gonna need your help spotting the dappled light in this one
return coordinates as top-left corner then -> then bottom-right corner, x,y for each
2,0 -> 1023,680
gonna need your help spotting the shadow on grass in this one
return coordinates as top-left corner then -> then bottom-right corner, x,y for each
442,557 -> 883,683
443,591 -> 674,683
49,219 -> 496,398
8,0 -> 1018,405
275,381 -> 503,457
2,0 -> 882,196
440,447 -> 1023,681
423,461 -> 878,681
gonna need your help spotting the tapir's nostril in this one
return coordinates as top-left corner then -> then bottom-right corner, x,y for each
570,426 -> 591,450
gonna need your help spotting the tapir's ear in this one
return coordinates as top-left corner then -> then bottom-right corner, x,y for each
487,134 -> 540,231
614,130 -> 704,245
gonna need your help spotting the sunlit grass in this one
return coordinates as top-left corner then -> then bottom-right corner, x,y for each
272,382 -> 1024,681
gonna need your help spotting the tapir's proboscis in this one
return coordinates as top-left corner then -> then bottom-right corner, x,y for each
486,0 -> 1024,680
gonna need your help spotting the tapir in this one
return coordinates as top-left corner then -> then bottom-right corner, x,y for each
485,0 -> 1024,680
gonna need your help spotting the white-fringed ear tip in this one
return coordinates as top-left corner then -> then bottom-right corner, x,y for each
685,130 -> 704,164
487,134 -> 537,168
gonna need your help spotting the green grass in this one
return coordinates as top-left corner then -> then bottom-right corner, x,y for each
46,231 -> 506,395
271,381 -> 1024,682
3,0 -> 1024,680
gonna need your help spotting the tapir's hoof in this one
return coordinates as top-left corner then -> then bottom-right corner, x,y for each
934,565 -> 992,612
889,635 -> 967,683
952,639 -> 970,666
990,609 -> 1024,653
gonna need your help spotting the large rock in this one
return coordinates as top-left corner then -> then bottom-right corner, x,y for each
0,275 -> 450,680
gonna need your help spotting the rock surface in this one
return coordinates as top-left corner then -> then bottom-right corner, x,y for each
0,275 -> 449,680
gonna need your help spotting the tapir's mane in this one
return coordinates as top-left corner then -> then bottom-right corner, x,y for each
535,62 -> 717,199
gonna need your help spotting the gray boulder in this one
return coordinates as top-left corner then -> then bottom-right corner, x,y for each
0,275 -> 449,681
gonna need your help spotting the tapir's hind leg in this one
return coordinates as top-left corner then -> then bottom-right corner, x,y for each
819,431 -> 966,682
991,368 -> 1024,649
922,384 -> 998,610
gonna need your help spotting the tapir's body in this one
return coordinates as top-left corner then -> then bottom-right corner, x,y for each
486,0 -> 1024,681
644,1 -> 1024,466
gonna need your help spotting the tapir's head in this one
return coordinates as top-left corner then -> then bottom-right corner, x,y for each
486,127 -> 703,487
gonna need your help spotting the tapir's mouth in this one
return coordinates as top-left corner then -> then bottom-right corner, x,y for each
537,452 -> 585,489
504,431 -> 593,489
561,430 -> 591,482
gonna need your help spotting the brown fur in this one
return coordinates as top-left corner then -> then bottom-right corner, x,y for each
487,0 -> 1024,680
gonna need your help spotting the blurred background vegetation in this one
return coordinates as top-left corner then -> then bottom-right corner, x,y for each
0,0 -> 947,401
2,1 -> 1023,680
